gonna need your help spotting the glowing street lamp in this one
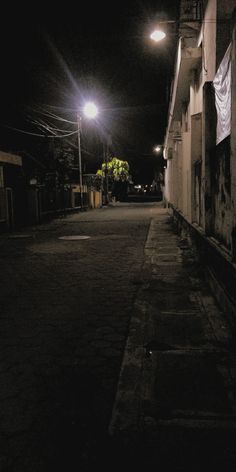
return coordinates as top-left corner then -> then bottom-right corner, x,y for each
150,29 -> 166,42
154,145 -> 162,153
83,101 -> 98,119
77,101 -> 98,209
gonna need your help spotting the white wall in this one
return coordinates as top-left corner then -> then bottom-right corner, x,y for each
200,0 -> 217,82
182,132 -> 191,219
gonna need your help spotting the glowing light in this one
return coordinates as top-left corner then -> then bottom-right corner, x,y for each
83,102 -> 98,119
154,145 -> 161,153
150,30 -> 166,42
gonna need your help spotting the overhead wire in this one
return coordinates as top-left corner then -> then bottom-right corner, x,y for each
3,123 -> 77,139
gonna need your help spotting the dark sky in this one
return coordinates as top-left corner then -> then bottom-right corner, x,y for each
1,1 -> 180,182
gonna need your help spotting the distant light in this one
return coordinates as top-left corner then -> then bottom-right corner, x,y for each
154,145 -> 161,153
83,102 -> 98,119
150,30 -> 166,42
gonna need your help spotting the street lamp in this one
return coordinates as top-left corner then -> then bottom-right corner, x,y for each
150,18 -> 181,44
77,101 -> 98,209
83,102 -> 98,119
154,145 -> 162,153
150,29 -> 166,42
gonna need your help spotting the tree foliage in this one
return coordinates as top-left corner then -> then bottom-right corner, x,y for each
96,157 -> 129,181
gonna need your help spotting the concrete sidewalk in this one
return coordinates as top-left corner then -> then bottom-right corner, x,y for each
109,213 -> 236,469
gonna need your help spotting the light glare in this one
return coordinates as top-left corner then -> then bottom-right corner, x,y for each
150,30 -> 166,42
83,102 -> 98,119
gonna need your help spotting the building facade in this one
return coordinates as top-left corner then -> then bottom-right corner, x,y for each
164,0 -> 236,313
0,151 -> 25,230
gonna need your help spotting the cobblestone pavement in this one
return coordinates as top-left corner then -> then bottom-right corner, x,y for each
0,202 -> 161,471
1,202 -> 236,471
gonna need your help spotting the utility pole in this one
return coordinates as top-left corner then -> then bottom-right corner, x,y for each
103,142 -> 109,205
77,114 -> 83,210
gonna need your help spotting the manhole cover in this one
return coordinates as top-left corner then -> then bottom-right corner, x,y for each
58,235 -> 91,240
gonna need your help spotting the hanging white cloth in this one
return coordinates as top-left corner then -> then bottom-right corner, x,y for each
213,42 -> 232,145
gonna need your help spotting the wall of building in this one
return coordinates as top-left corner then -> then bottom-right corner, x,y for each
164,0 -> 235,254
210,137 -> 232,249
163,0 -> 236,314
230,9 -> 236,260
202,0 -> 217,81
216,0 -> 236,67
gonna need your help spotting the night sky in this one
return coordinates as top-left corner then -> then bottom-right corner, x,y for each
1,1 -> 180,183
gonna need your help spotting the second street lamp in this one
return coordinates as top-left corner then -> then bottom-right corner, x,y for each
150,29 -> 166,42
154,145 -> 162,153
77,102 -> 98,210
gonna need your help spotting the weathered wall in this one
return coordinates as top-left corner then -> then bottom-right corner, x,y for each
211,137 -> 232,249
217,0 -> 236,68
230,8 -> 236,260
202,0 -> 217,82
164,0 -> 235,258
182,131 -> 191,219
191,113 -> 203,225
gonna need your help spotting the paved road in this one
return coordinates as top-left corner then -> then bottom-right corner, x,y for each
1,202 -> 236,472
0,202 -> 162,471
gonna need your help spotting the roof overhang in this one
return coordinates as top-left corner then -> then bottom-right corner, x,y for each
164,38 -> 202,154
0,151 -> 22,166
171,43 -> 202,120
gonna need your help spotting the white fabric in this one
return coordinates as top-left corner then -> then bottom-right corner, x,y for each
213,43 -> 232,145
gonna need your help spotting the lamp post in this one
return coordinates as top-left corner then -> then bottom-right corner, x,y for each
77,101 -> 98,210
77,114 -> 83,209
103,133 -> 112,205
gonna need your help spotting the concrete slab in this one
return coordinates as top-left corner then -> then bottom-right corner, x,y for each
109,215 -> 236,443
